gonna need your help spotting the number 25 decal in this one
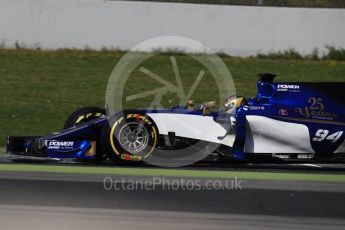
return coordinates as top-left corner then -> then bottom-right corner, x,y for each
312,129 -> 343,143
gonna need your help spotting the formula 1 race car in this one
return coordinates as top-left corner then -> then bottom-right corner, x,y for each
7,73 -> 345,165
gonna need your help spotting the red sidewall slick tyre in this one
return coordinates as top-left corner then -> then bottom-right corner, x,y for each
102,112 -> 158,166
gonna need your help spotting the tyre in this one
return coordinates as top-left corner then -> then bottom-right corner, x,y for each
102,112 -> 158,166
63,106 -> 107,163
63,107 -> 106,129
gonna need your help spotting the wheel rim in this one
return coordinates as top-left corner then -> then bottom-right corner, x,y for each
117,122 -> 149,154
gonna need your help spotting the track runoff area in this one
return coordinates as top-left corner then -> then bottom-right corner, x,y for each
0,149 -> 345,230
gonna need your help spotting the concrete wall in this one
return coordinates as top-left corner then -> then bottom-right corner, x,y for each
0,0 -> 344,56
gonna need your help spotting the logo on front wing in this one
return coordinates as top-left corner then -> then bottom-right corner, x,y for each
49,141 -> 74,147
48,141 -> 74,149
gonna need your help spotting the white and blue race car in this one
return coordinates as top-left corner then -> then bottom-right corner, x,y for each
7,73 -> 345,165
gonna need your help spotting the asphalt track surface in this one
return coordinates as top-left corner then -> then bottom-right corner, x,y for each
1,150 -> 345,229
2,151 -> 345,173
0,169 -> 345,230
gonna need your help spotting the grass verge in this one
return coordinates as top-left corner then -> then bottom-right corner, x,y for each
0,164 -> 344,182
0,49 -> 344,144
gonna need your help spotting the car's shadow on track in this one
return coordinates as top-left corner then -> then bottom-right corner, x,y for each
5,154 -> 345,173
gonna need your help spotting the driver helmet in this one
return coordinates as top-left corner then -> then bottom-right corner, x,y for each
224,94 -> 245,114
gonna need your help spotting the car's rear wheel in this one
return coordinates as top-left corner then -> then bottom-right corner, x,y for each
102,112 -> 158,166
64,106 -> 107,163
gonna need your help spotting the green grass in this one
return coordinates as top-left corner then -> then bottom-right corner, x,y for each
0,163 -> 344,182
0,49 -> 344,145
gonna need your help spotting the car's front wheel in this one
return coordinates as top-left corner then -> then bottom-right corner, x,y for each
63,106 -> 106,129
63,106 -> 107,163
101,112 -> 158,166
